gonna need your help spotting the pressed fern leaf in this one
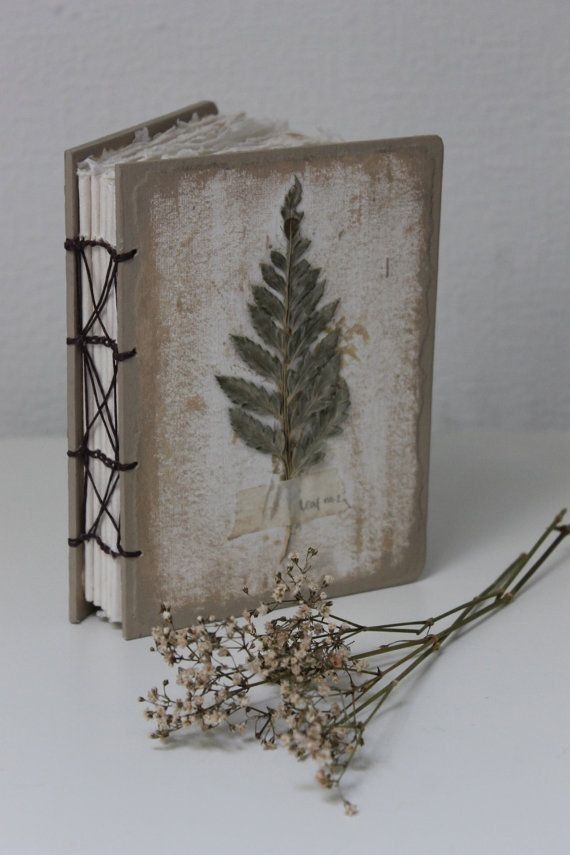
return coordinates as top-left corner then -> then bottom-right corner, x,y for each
229,408 -> 282,455
216,176 -> 351,479
216,377 -> 280,418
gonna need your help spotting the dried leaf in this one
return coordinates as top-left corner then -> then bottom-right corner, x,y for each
260,263 -> 285,294
288,299 -> 340,362
284,175 -> 303,210
229,408 -> 281,455
291,258 -> 311,281
248,304 -> 283,351
292,236 -> 311,260
292,378 -> 350,472
251,285 -> 284,324
231,335 -> 281,382
217,177 -> 351,479
289,329 -> 341,396
289,353 -> 342,429
270,250 -> 287,271
216,376 -> 280,418
291,279 -> 325,328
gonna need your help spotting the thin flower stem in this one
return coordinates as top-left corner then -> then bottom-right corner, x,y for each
357,625 -> 427,635
329,615 -> 365,629
344,512 -> 569,723
350,638 -> 427,659
357,511 -> 566,639
361,683 -> 396,726
510,526 -> 569,595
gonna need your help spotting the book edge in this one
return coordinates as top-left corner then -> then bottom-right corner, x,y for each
65,99 -> 219,626
115,134 -> 444,182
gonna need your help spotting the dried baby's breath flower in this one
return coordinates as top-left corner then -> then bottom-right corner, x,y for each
142,512 -> 570,814
344,800 -> 358,817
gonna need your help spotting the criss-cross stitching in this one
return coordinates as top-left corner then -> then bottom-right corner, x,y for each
65,236 -> 141,559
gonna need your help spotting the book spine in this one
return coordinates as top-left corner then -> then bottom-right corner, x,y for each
64,99 -> 219,625
64,238 -> 141,592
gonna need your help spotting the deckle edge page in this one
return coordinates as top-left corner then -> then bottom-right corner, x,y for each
116,136 -> 443,640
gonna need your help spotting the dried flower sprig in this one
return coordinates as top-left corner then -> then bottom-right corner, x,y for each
141,510 -> 569,814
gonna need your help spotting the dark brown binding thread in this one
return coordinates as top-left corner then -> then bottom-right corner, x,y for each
65,236 -> 141,559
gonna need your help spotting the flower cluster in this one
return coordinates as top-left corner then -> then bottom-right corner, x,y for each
141,512 -> 569,814
142,549 -> 367,809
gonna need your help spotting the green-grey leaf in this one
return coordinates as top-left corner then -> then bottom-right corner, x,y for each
270,250 -> 286,271
291,278 -> 325,328
231,335 -> 281,382
293,266 -> 321,292
290,268 -> 321,313
291,378 -> 350,472
292,259 -> 311,281
252,285 -> 284,324
248,304 -> 283,351
295,449 -> 325,474
281,211 -> 304,239
216,376 -> 280,418
289,329 -> 341,397
260,263 -> 285,294
229,407 -> 281,456
282,175 -> 302,214
291,423 -> 324,473
288,299 -> 339,362
316,377 -> 350,439
289,353 -> 341,428
327,377 -> 351,435
292,236 -> 311,261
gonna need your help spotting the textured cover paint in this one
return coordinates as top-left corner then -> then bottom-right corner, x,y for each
116,138 -> 442,639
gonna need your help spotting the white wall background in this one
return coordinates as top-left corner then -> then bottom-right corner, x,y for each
0,0 -> 568,436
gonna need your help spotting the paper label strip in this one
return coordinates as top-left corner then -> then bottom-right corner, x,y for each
229,468 -> 347,540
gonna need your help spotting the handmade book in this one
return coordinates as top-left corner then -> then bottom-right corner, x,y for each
65,99 -> 443,639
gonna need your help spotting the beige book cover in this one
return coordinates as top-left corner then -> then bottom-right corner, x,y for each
65,100 -> 443,639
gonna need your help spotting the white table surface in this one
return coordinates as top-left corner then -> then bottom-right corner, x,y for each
1,431 -> 569,855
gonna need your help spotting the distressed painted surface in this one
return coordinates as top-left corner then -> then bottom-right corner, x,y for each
124,144 -> 438,616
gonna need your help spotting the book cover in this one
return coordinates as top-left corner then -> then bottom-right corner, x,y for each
66,104 -> 443,639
